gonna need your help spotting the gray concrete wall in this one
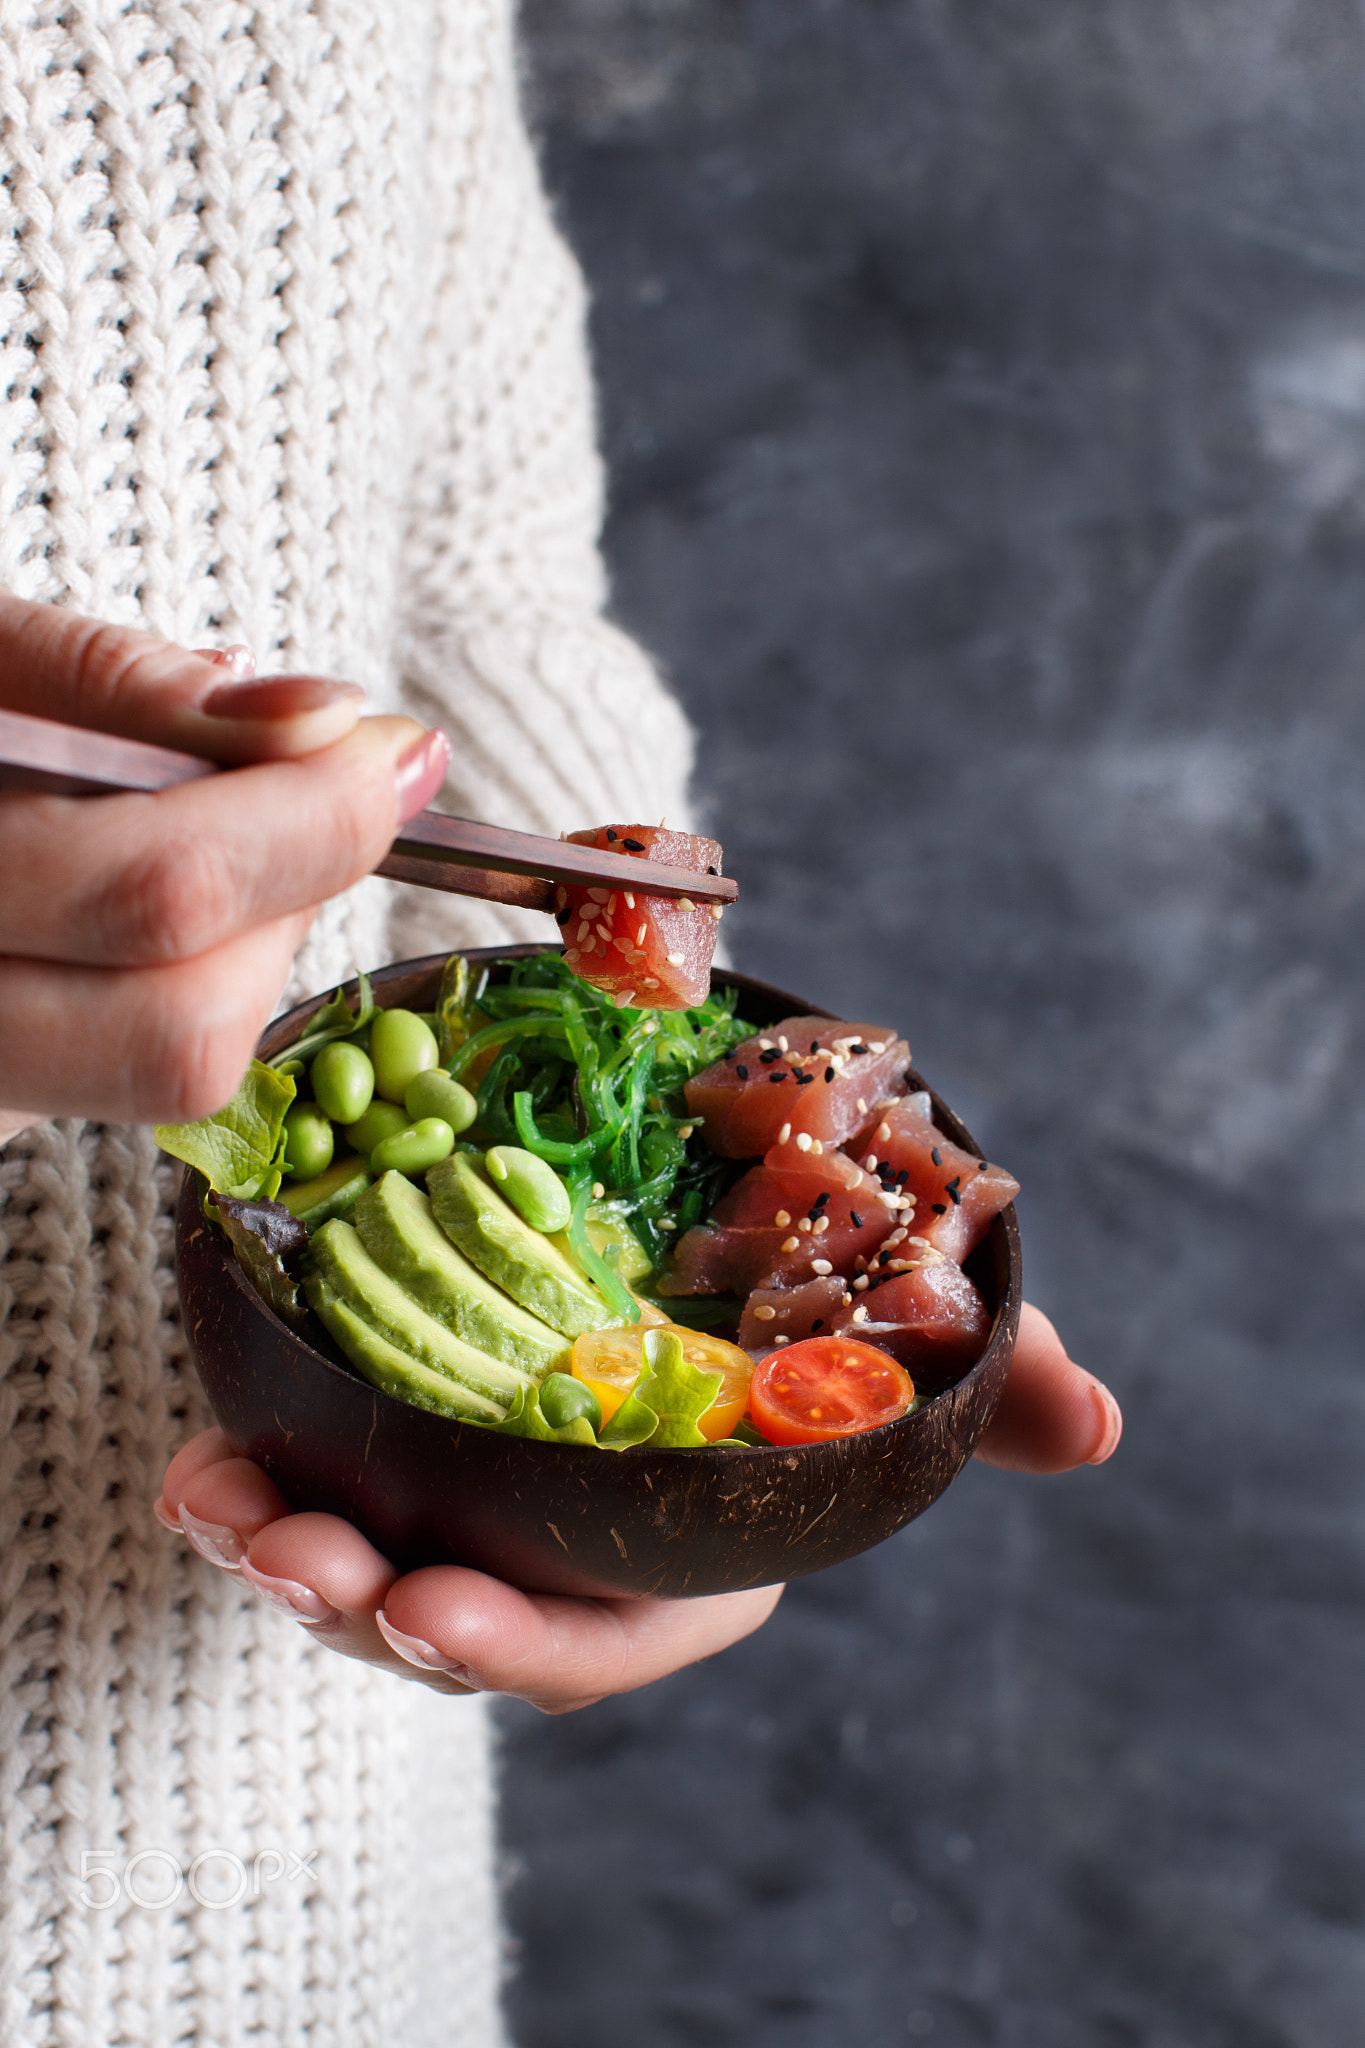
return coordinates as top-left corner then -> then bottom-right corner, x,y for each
498,7 -> 1365,2043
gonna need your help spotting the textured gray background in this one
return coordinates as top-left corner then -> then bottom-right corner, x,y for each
497,6 -> 1365,2044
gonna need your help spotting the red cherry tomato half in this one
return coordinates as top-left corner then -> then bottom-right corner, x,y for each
748,1337 -> 915,1445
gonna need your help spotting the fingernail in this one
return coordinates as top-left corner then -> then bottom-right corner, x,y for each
178,1504 -> 246,1570
201,674 -> 366,720
196,644 -> 257,679
375,1608 -> 474,1679
152,1496 -> 182,1534
240,1558 -> 340,1626
1086,1382 -> 1123,1465
394,729 -> 451,825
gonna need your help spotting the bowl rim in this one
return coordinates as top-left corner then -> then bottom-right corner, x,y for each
188,946 -> 1022,1465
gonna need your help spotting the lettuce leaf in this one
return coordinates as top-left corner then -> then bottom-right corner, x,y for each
266,973 -> 377,1070
494,1382 -> 596,1445
155,1060 -> 297,1199
598,1327 -> 722,1451
208,1194 -> 310,1330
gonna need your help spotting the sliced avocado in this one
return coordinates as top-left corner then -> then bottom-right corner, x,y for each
305,1219 -> 534,1410
307,1277 -> 504,1424
279,1154 -> 372,1229
548,1201 -> 654,1287
354,1172 -> 569,1381
427,1152 -> 622,1339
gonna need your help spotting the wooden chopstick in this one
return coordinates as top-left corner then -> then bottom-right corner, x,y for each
0,707 -> 737,912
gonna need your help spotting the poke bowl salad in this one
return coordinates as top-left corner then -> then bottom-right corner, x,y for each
160,824 -> 1021,1467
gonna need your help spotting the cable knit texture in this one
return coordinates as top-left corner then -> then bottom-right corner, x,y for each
0,3 -> 695,2042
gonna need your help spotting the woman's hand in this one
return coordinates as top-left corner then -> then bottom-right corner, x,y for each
155,1302 -> 1118,1712
0,592 -> 450,1137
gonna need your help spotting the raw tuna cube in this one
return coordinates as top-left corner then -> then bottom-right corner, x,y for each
738,1275 -> 847,1353
684,1015 -> 910,1158
559,825 -> 723,1009
661,1143 -> 893,1296
850,1093 -> 1019,1264
834,1255 -> 991,1388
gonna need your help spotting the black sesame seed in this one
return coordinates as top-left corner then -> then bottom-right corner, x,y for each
812,1318 -> 824,1332
622,837 -> 645,852
706,865 -> 719,875
930,1147 -> 941,1167
759,1047 -> 781,1063
812,1191 -> 830,1208
849,1211 -> 864,1228
824,1066 -> 835,1082
795,1072 -> 814,1086
606,828 -> 618,841
895,1168 -> 909,1185
944,1176 -> 962,1205
736,1065 -> 749,1080
555,907 -> 572,926
809,1040 -> 819,1054
768,1071 -> 786,1083
850,1043 -> 869,1056
931,1202 -> 947,1216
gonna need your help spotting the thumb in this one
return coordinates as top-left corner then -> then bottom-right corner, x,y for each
0,592 -> 365,763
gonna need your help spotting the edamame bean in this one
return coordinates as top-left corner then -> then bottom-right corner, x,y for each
485,1145 -> 572,1232
282,1102 -> 334,1181
370,1008 -> 439,1103
343,1099 -> 409,1156
310,1041 -> 375,1125
404,1068 -> 478,1132
370,1117 -> 456,1176
538,1371 -> 602,1434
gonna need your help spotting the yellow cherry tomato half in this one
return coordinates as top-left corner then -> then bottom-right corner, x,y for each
571,1323 -> 753,1441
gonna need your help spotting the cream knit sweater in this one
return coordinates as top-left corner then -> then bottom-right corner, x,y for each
0,5 -> 692,2043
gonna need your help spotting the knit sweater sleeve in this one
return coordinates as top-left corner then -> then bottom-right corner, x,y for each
386,0 -> 695,962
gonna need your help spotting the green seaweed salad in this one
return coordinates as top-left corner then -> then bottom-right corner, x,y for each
157,951 -> 760,1435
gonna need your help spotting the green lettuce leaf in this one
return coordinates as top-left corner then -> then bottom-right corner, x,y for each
155,1061 -> 297,1199
598,1327 -> 723,1451
266,973 -> 377,1070
494,1382 -> 597,1446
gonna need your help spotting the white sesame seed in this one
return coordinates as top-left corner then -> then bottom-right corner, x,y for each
774,1210 -> 791,1227
851,1305 -> 868,1323
877,1122 -> 891,1143
711,904 -> 724,920
888,1259 -> 913,1272
614,989 -> 635,1007
795,1132 -> 813,1152
864,1155 -> 878,1173
753,1304 -> 777,1322
877,1192 -> 899,1209
813,1216 -> 830,1235
555,886 -> 567,907
798,1217 -> 812,1233
588,888 -> 609,904
677,896 -> 695,912
777,1036 -> 788,1052
778,1123 -> 792,1144
810,1139 -> 823,1155
564,948 -> 580,963
678,1125 -> 694,1140
886,1227 -> 908,1247
811,1258 -> 833,1275
773,1334 -> 789,1346
781,1236 -> 800,1253
596,924 -> 613,941
624,892 -> 635,909
853,1274 -> 869,1291
908,1236 -> 931,1248
857,1098 -> 868,1115
592,1182 -> 605,1199
643,977 -> 659,989
666,952 -> 685,967
759,1038 -> 774,1049
841,1292 -> 853,1307
637,923 -> 648,945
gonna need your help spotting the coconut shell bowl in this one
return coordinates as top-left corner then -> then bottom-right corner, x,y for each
175,949 -> 1022,1600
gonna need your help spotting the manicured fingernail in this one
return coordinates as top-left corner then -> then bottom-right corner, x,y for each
152,1496 -> 182,1534
240,1558 -> 340,1625
375,1609 -> 474,1679
394,728 -> 451,825
197,644 -> 257,679
178,1504 -> 246,1570
201,674 -> 365,720
1086,1382 -> 1123,1465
